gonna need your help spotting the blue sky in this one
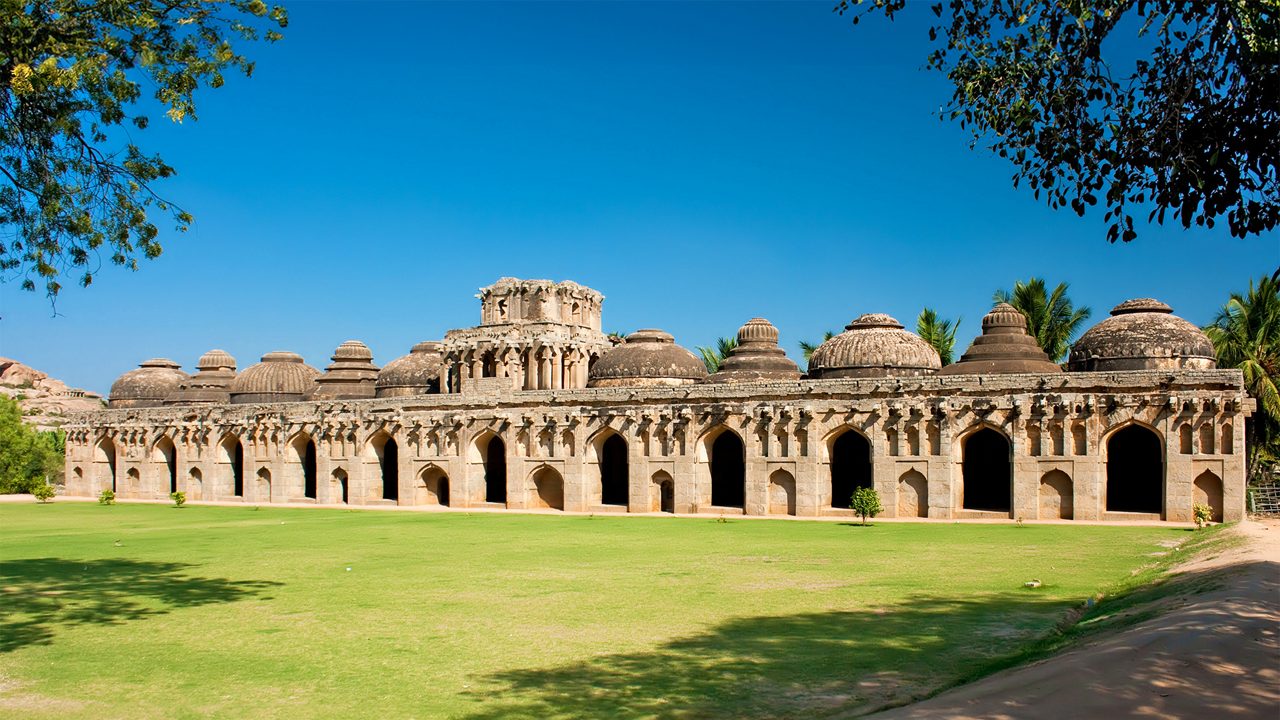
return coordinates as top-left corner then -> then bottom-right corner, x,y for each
1,1 -> 1272,394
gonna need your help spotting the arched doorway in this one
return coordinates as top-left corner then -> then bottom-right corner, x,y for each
898,469 -> 928,518
153,436 -> 177,496
188,467 -> 203,500
599,433 -> 629,506
419,466 -> 449,506
652,471 -> 675,513
962,428 -> 1011,513
332,468 -> 349,504
1106,425 -> 1163,514
830,430 -> 871,509
95,438 -> 117,493
381,437 -> 398,502
1039,470 -> 1073,520
291,434 -> 317,500
255,468 -> 271,501
531,466 -> 564,510
1193,470 -> 1224,523
219,435 -> 244,498
710,431 -> 745,509
482,434 -> 507,504
768,469 -> 796,516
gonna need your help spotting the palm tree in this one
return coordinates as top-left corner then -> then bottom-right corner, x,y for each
1205,271 -> 1280,480
993,278 -> 1091,362
799,331 -> 836,372
697,336 -> 737,374
916,308 -> 962,365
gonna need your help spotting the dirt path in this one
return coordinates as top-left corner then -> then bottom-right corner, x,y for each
873,520 -> 1280,719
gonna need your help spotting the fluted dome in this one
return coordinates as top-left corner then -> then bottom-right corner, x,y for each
109,359 -> 188,408
308,340 -> 380,400
808,314 -> 941,379
376,341 -> 445,397
939,304 -> 1063,375
588,329 -> 708,387
1068,299 -> 1216,372
710,318 -> 802,383
166,349 -> 238,405
229,351 -> 321,404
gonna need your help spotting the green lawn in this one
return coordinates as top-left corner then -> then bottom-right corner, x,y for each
0,504 -> 1187,719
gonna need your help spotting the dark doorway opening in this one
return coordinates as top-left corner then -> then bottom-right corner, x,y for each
232,441 -> 244,497
600,434 -> 629,506
1107,425 -> 1163,514
710,432 -> 745,508
830,431 -> 872,509
485,436 -> 507,504
962,429 -> 1011,512
381,438 -> 399,502
303,440 -> 317,499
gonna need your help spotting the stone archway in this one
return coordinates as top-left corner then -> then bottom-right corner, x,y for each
961,428 -> 1011,513
1039,470 -> 1074,520
1106,425 -> 1163,514
898,470 -> 928,518
418,466 -> 449,506
709,430 -> 745,509
768,469 -> 796,516
531,466 -> 564,510
598,433 -> 629,507
651,471 -> 675,513
1193,470 -> 1224,523
830,430 -> 871,510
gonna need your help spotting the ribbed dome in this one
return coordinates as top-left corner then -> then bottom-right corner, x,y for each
229,351 -> 321,404
109,359 -> 188,408
1068,299 -> 1216,372
308,340 -> 380,400
376,341 -> 445,397
808,314 -> 941,379
710,318 -> 802,383
939,304 -> 1063,375
166,349 -> 238,405
588,329 -> 708,387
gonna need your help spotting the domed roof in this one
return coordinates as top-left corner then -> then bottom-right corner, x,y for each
1068,298 -> 1216,372
939,304 -> 1063,375
166,349 -> 238,405
229,351 -> 321,404
709,318 -> 802,383
308,340 -> 380,400
808,314 -> 941,379
588,329 -> 708,387
109,358 -> 188,408
375,341 -> 445,398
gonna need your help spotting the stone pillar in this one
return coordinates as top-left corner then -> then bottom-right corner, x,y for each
551,348 -> 562,390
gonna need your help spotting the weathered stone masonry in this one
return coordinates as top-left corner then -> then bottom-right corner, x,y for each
64,279 -> 1252,523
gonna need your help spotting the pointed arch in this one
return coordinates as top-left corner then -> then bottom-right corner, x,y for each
218,433 -> 244,498
152,435 -> 177,495
589,429 -> 629,507
1039,470 -> 1073,520
255,467 -> 271,502
1193,470 -> 1224,523
768,469 -> 797,516
651,470 -> 675,513
960,426 -> 1011,514
187,467 -> 203,500
418,464 -> 449,506
828,428 -> 872,510
701,426 -> 745,509
331,467 -> 349,504
472,430 -> 507,504
288,431 -> 318,500
898,469 -> 928,518
1105,423 -> 1164,515
529,465 -> 564,510
1198,423 -> 1216,454
364,430 -> 400,503
94,436 -> 117,493
1221,423 -> 1234,454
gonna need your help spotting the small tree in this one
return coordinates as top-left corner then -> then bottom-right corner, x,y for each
98,489 -> 115,505
1193,504 -> 1213,529
32,482 -> 55,503
170,491 -> 187,508
850,486 -> 883,526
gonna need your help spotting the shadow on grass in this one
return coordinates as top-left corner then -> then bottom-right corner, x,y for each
463,594 -> 1074,719
0,558 -> 281,653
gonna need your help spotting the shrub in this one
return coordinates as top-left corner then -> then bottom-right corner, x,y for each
98,489 -> 116,505
1193,504 -> 1214,529
170,491 -> 186,508
32,483 -> 55,503
850,486 -> 884,526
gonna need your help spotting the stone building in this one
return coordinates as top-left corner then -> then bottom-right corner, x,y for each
65,278 -> 1253,523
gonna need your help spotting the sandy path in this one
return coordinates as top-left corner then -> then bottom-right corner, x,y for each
873,520 -> 1280,719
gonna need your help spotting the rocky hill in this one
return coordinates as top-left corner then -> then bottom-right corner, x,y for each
0,357 -> 104,432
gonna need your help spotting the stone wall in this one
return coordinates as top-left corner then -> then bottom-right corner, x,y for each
63,369 -> 1252,523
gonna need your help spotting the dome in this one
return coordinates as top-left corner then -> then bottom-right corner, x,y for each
375,341 -> 445,397
939,304 -> 1063,375
308,340 -> 380,400
1068,299 -> 1216,372
229,351 -> 321,404
808,314 -> 941,379
709,318 -> 802,383
588,329 -> 708,387
166,349 -> 238,405
109,359 -> 188,408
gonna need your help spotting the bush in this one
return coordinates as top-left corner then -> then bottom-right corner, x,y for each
1193,504 -> 1214,529
170,491 -> 186,508
850,486 -> 884,526
0,396 -> 62,493
98,489 -> 116,505
32,483 -> 55,503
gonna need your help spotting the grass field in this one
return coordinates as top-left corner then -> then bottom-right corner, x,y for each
0,503 -> 1189,719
